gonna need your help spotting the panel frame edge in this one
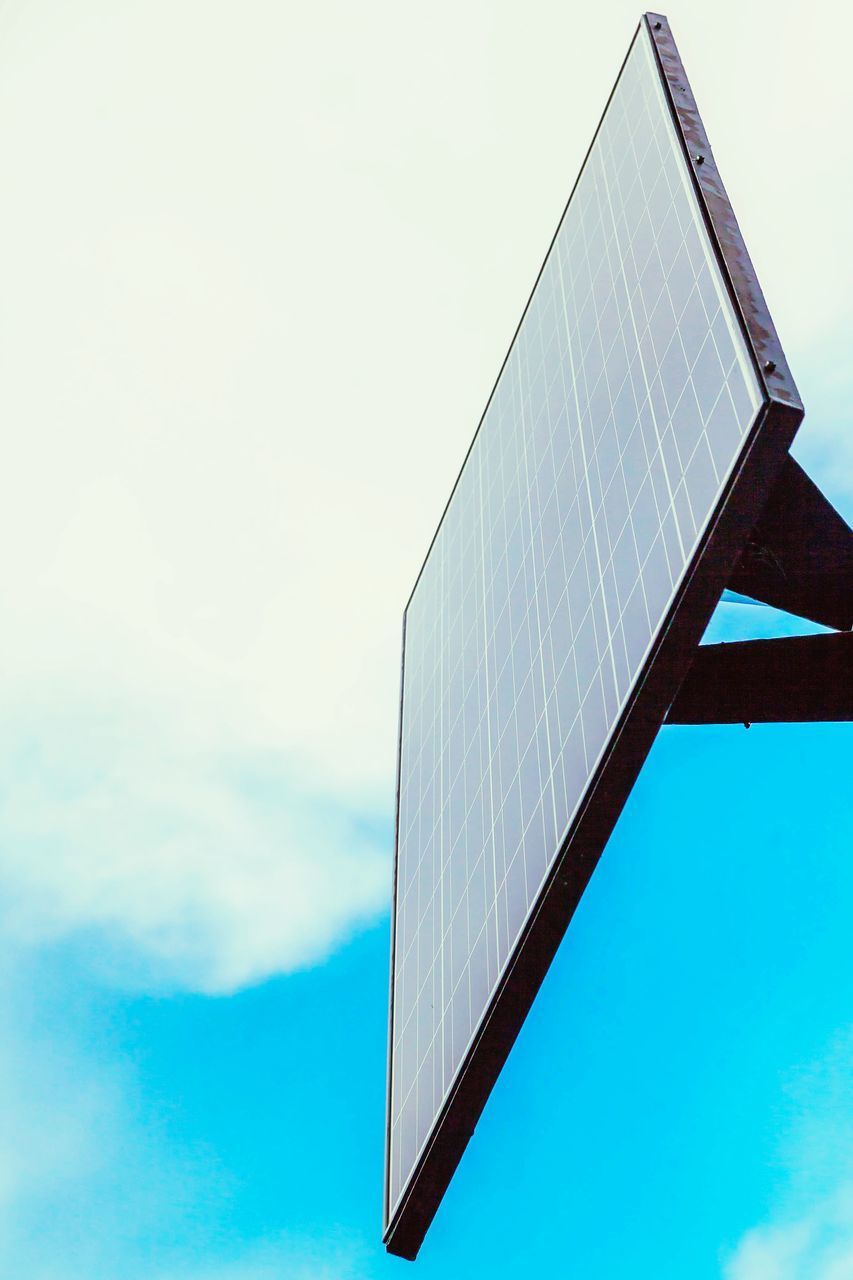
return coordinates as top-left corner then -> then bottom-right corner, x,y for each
644,12 -> 802,415
383,609 -> 408,1237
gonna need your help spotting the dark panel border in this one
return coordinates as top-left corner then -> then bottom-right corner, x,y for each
384,13 -> 803,1260
644,14 -> 800,409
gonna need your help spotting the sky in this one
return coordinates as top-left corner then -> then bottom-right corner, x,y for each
0,0 -> 850,1277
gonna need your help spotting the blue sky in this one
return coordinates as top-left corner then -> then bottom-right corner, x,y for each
3,650 -> 851,1280
0,2 -> 851,1278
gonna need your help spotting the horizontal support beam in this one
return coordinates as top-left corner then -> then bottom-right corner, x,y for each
729,455 -> 853,631
665,632 -> 853,724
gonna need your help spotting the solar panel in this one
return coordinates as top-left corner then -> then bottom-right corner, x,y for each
385,13 -> 803,1259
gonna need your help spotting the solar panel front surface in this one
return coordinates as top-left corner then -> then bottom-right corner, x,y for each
386,13 -> 801,1258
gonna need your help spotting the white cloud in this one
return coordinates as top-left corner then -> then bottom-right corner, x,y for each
0,0 -> 850,994
0,693 -> 388,992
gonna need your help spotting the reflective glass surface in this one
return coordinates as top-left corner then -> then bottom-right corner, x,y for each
388,23 -> 761,1219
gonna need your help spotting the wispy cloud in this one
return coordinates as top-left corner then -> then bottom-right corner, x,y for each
152,1236 -> 365,1280
0,966 -> 123,1277
725,1188 -> 853,1280
724,1029 -> 853,1280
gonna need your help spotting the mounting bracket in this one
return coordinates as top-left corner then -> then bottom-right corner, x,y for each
666,631 -> 853,724
668,456 -> 853,725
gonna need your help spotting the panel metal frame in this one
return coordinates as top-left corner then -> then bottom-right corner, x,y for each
384,12 -> 803,1259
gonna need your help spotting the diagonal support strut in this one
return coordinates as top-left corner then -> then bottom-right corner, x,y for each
728,455 -> 853,631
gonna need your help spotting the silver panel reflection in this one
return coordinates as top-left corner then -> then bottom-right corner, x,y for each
388,23 -> 760,1218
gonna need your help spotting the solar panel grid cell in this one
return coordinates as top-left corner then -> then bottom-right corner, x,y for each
386,16 -> 776,1246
